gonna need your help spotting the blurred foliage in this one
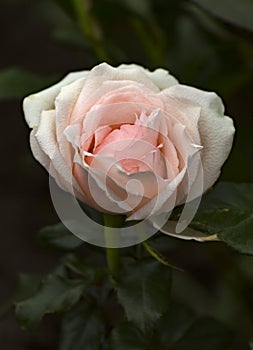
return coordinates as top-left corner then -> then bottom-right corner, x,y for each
1,0 -> 253,348
191,0 -> 253,32
6,223 -> 252,349
0,68 -> 58,100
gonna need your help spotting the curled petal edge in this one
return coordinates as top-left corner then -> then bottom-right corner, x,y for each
152,220 -> 220,242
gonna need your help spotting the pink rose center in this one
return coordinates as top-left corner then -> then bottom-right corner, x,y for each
92,123 -> 160,174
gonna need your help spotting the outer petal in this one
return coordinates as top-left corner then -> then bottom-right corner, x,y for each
145,68 -> 178,90
166,85 -> 235,191
118,64 -> 179,90
153,220 -> 219,242
70,80 -> 164,123
23,71 -> 88,128
34,110 -> 83,198
55,78 -> 85,138
30,128 -> 50,169
70,63 -> 161,121
55,78 -> 85,166
35,110 -> 57,160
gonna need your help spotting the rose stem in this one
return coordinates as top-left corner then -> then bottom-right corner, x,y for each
103,213 -> 123,279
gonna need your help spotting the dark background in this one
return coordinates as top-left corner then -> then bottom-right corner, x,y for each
1,0 -> 253,349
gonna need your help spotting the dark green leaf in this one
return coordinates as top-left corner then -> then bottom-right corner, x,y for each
60,305 -> 105,350
192,182 -> 253,254
160,182 -> 253,250
0,274 -> 43,319
191,208 -> 250,234
15,273 -> 85,329
191,0 -> 253,32
116,260 -> 172,332
220,214 -> 253,255
198,183 -> 253,213
155,301 -> 249,349
170,317 -> 249,350
154,302 -> 196,348
62,254 -> 90,276
111,322 -> 149,350
38,222 -> 83,251
0,67 -> 57,100
61,254 -> 109,303
15,273 -> 43,302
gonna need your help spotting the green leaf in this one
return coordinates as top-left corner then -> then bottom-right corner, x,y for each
61,254 -> 109,299
170,317 -> 249,350
15,274 -> 43,302
15,273 -> 85,329
38,222 -> 83,251
198,183 -> 253,213
0,67 -> 57,100
160,183 -> 253,251
155,302 -> 249,349
61,254 -> 109,305
111,322 -> 149,350
112,302 -> 249,349
0,274 -> 42,319
193,182 -> 253,254
191,208 -> 250,234
62,254 -> 90,276
154,302 -> 196,348
60,305 -> 105,350
116,260 -> 172,332
220,214 -> 253,255
191,0 -> 253,33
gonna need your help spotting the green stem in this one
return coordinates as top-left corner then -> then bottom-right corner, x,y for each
72,0 -> 110,62
106,245 -> 120,278
104,214 -> 123,278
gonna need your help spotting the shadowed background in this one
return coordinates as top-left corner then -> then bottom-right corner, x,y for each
1,0 -> 253,349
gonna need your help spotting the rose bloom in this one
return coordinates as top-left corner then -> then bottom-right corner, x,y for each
23,63 -> 234,229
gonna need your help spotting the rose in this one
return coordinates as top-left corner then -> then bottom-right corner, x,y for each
23,63 -> 234,238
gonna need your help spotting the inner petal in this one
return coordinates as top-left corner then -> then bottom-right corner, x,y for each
92,122 -> 167,177
94,123 -> 148,155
